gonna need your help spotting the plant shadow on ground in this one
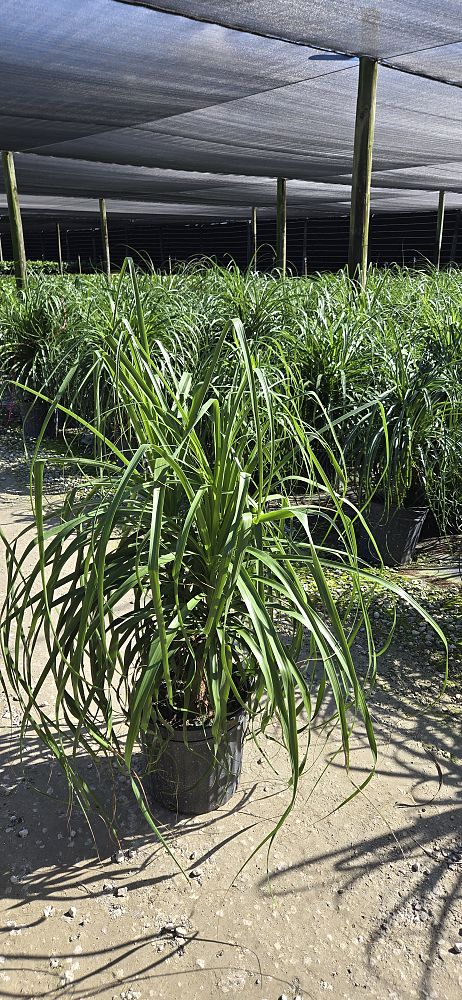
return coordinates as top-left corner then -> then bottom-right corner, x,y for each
261,667 -> 462,999
0,729 -> 302,999
0,727 -> 273,894
1,542 -> 462,998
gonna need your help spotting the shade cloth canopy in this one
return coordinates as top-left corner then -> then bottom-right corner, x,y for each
4,154 -> 462,219
120,2 -> 462,86
1,1 -> 462,218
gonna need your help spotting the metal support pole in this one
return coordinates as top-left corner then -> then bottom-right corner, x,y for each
348,58 -> 378,288
276,177 -> 287,273
2,151 -> 27,289
450,208 -> 462,264
78,254 -> 82,275
99,197 -> 111,277
302,219 -> 308,276
56,223 -> 63,275
435,190 -> 446,269
0,235 -> 3,263
251,206 -> 257,272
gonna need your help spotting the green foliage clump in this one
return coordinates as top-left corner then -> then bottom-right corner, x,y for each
0,259 -> 65,275
1,260 -> 462,529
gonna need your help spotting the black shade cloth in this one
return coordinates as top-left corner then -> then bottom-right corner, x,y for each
1,2 -> 462,220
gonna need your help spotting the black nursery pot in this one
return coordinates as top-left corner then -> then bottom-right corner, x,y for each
18,394 -> 55,439
145,714 -> 246,816
357,500 -> 428,567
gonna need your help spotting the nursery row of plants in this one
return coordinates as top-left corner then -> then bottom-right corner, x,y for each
0,259 -> 456,849
1,260 -> 462,541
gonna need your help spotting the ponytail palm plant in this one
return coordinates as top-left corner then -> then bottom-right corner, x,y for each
346,338 -> 462,530
0,265 -> 445,849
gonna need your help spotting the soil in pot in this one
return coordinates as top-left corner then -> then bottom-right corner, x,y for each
357,500 -> 428,567
144,713 -> 245,815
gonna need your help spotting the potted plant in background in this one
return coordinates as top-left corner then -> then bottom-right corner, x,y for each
0,278 -> 89,437
347,339 -> 462,565
0,266 -> 445,847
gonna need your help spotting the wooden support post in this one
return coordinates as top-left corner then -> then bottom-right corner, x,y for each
78,254 -> 82,275
435,190 -> 446,269
0,235 -> 3,263
302,219 -> 308,276
276,177 -> 287,273
348,58 -> 378,288
99,197 -> 111,277
246,217 -> 251,267
251,207 -> 257,272
450,208 -> 462,264
56,223 -> 63,275
2,151 -> 27,289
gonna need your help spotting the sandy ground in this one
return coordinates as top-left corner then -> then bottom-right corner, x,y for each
1,434 -> 462,1000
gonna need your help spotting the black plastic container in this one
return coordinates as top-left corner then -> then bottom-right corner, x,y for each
357,501 -> 428,566
145,714 -> 245,815
18,395 -> 55,439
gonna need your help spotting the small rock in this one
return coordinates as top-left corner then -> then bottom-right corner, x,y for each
50,958 -> 61,969
196,958 -> 205,969
189,868 -> 202,879
162,922 -> 175,934
114,886 -> 128,898
411,863 -> 420,872
18,828 -> 28,838
175,926 -> 188,938
112,850 -> 125,864
450,942 -> 462,955
59,970 -> 74,986
43,906 -> 55,918
6,920 -> 21,937
64,906 -> 77,919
